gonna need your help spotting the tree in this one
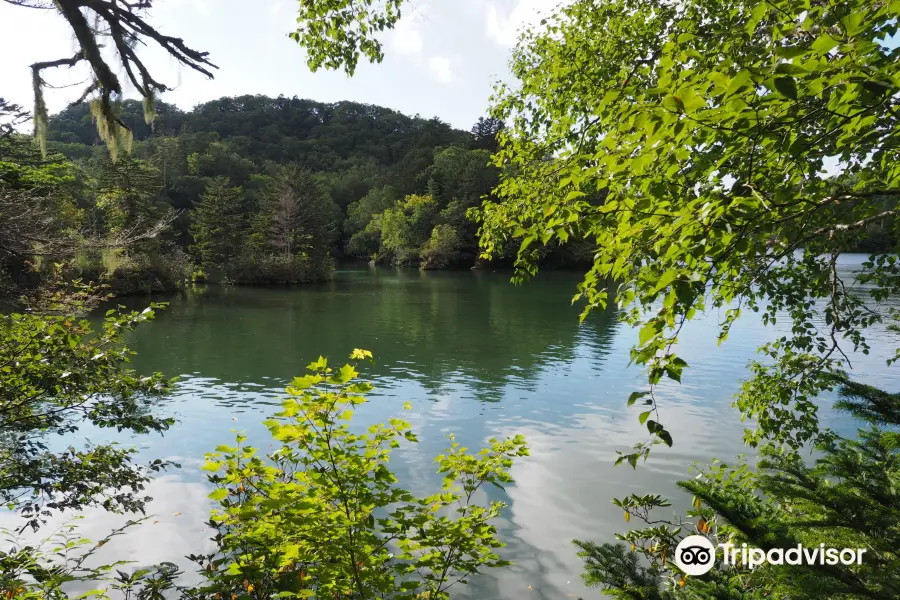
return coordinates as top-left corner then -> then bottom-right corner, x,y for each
427,147 -> 499,260
190,176 -> 244,274
379,194 -> 438,266
0,133 -> 81,286
291,0 -> 405,76
469,117 -> 505,154
252,164 -> 339,259
426,147 -> 497,213
265,183 -> 305,258
471,0 -> 900,463
346,227 -> 382,259
233,164 -> 340,284
317,158 -> 384,210
94,156 -> 167,238
344,185 -> 400,240
1,115 -> 176,295
40,94 -> 482,272
0,284 -> 174,532
187,142 -> 255,186
148,135 -> 189,194
420,223 -> 462,270
0,98 -> 29,138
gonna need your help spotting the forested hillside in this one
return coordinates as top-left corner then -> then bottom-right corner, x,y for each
0,94 -> 591,298
40,96 -> 516,286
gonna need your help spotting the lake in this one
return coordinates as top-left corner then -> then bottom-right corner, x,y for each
9,259 -> 900,599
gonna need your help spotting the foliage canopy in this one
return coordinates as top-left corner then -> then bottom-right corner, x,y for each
470,0 -> 900,462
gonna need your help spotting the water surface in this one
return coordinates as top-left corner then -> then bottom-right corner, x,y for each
8,260 -> 900,599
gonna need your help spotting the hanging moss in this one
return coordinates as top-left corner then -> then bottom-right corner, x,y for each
90,97 -> 133,163
31,69 -> 49,156
142,89 -> 157,126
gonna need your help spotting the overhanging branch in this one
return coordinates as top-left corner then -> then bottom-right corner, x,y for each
17,0 -> 217,154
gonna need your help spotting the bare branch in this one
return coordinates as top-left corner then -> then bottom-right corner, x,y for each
12,0 -> 217,153
810,208 -> 899,239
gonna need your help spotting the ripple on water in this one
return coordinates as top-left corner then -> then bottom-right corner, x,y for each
52,264 -> 900,599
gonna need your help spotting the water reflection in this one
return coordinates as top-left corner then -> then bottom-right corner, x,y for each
117,269 -> 619,399
9,262 -> 900,599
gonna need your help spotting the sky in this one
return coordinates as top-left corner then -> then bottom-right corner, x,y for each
0,0 -> 562,131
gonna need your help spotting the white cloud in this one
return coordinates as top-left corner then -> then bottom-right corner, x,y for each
194,0 -> 212,17
390,10 -> 425,56
428,56 -> 454,84
484,0 -> 558,47
0,475 -> 215,591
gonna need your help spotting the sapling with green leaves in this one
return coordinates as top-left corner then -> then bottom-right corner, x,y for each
192,349 -> 529,600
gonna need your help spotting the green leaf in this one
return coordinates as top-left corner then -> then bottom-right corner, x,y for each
726,70 -> 752,97
638,321 -> 659,346
628,391 -> 650,406
773,76 -> 798,100
658,429 -> 673,447
775,45 -> 808,59
811,35 -> 839,53
662,95 -> 684,112
775,63 -> 809,75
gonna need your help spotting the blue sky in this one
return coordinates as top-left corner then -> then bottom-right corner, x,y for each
0,0 -> 560,131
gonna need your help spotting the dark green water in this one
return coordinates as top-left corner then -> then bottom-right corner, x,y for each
7,261 -> 900,599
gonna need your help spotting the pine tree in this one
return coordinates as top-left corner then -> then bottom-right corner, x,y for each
94,157 -> 165,239
469,116 -> 505,153
149,136 -> 188,195
578,379 -> 900,599
251,164 -> 338,263
190,176 -> 245,275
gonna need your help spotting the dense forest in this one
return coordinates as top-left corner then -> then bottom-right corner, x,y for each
0,95 -> 588,296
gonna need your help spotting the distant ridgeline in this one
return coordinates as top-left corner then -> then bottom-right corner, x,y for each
39,95 -> 592,292
48,96 -> 470,173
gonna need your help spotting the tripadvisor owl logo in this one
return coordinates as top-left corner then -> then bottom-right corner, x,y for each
674,535 -> 868,576
675,535 -> 716,575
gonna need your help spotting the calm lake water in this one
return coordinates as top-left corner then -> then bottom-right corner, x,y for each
7,258 -> 900,599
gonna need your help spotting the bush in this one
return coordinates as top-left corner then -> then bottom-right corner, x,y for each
420,224 -> 462,270
196,350 -> 529,599
109,248 -> 194,295
346,229 -> 381,259
70,246 -> 194,295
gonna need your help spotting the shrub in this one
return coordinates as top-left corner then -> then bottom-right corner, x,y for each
420,224 -> 462,270
195,350 -> 529,599
70,246 -> 193,295
346,229 -> 382,259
